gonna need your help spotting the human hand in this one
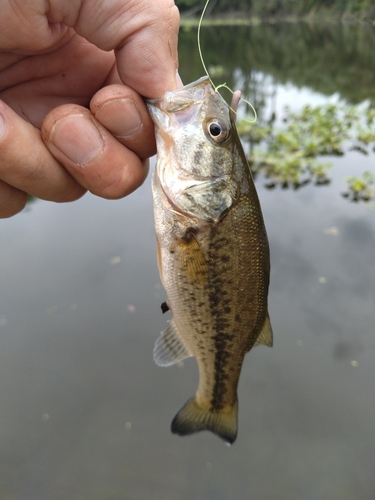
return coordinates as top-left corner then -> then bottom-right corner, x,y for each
0,0 -> 180,218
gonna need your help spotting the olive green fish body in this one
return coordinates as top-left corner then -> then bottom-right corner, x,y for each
147,77 -> 272,444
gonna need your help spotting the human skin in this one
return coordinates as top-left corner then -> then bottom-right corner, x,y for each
0,0 -> 180,217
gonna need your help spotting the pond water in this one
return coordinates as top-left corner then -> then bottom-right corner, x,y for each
1,22 -> 374,500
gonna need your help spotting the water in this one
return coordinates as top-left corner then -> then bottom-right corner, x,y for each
1,22 -> 374,500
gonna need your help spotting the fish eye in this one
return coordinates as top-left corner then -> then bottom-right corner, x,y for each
206,118 -> 230,144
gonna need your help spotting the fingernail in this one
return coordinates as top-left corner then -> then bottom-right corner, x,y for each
50,114 -> 103,165
95,98 -> 142,138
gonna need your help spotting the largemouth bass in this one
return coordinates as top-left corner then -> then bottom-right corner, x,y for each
147,76 -> 272,444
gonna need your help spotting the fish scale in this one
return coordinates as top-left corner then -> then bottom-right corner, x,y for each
147,77 -> 273,444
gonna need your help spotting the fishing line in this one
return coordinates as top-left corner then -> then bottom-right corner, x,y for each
197,0 -> 257,123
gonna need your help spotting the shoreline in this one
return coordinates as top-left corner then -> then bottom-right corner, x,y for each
180,13 -> 375,27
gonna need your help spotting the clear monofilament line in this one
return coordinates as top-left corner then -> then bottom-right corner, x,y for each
197,0 -> 257,123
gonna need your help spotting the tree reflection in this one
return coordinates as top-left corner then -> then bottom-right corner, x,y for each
179,22 -> 375,202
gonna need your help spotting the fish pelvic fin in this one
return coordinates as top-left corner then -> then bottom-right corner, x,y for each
153,319 -> 192,367
171,397 -> 238,445
253,312 -> 273,349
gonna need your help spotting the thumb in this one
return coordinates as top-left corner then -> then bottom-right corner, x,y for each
72,0 -> 180,98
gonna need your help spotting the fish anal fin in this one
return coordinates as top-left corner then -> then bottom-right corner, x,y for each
153,319 -> 192,367
171,397 -> 238,445
253,313 -> 273,349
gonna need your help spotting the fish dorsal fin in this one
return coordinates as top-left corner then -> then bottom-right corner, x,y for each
253,313 -> 273,348
153,319 -> 192,367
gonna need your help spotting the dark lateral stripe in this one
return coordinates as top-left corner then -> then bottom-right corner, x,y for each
210,331 -> 235,409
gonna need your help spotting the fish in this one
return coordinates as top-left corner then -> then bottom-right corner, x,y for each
146,76 -> 272,445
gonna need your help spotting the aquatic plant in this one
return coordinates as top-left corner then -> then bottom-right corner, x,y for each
343,171 -> 375,202
238,103 -> 375,201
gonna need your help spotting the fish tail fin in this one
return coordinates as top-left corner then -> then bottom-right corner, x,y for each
171,397 -> 238,445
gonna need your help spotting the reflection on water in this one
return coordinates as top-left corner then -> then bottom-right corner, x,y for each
179,21 -> 375,103
1,22 -> 375,500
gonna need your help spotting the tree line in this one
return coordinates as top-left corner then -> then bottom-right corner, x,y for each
175,0 -> 375,19
178,21 -> 375,104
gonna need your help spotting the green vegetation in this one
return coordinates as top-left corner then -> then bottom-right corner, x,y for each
237,104 -> 375,202
343,171 -> 375,201
176,0 -> 375,21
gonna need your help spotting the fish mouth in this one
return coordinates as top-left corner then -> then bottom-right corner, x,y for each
146,76 -> 211,108
145,76 -> 215,127
146,76 -> 231,133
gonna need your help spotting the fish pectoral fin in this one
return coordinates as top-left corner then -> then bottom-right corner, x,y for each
153,319 -> 192,367
171,397 -> 238,445
177,234 -> 208,284
253,313 -> 273,348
